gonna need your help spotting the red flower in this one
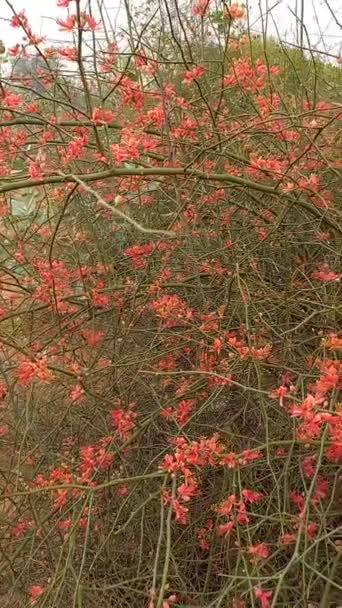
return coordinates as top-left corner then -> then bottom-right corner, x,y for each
183,66 -> 205,83
17,358 -> 54,386
306,523 -> 319,538
29,161 -> 44,179
8,44 -> 22,56
279,533 -> 297,545
3,91 -> 22,108
92,107 -> 116,124
312,264 -> 340,282
221,452 -> 238,468
290,491 -> 305,513
0,425 -> 8,438
197,519 -> 213,550
10,10 -> 28,28
118,485 -> 129,497
58,46 -> 78,61
192,0 -> 210,17
241,489 -> 264,504
0,383 -> 7,400
270,385 -> 289,406
324,333 -> 342,350
302,455 -> 316,478
254,587 -> 273,608
70,383 -> 85,403
150,294 -> 194,328
224,3 -> 246,20
58,519 -> 72,535
81,329 -> 105,348
218,521 -> 234,537
56,16 -> 77,31
29,585 -> 44,606
240,449 -> 262,464
248,543 -> 270,561
111,406 -> 137,440
236,502 -> 250,524
170,498 -> 189,524
85,15 -> 100,30
216,494 -> 238,515
54,489 -> 68,511
57,13 -> 100,32
12,519 -> 29,538
162,595 -> 178,608
176,399 -> 196,425
177,480 -> 199,502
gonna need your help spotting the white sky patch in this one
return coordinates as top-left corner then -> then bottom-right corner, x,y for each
0,0 -> 341,58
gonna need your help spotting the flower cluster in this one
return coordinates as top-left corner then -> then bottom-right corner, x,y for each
111,402 -> 137,441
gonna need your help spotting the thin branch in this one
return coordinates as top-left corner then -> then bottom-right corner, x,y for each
63,172 -> 177,237
1,167 -> 340,233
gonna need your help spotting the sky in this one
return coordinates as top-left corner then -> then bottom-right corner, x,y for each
0,0 -> 341,59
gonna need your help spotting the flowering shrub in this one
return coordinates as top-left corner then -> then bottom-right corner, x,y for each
0,1 -> 341,607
